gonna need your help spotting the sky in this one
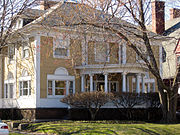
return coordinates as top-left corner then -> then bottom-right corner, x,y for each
164,0 -> 180,20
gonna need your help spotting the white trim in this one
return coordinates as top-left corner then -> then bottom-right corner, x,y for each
19,76 -> 31,81
34,35 -> 41,107
47,75 -> 75,80
122,42 -> 126,64
119,44 -> 122,64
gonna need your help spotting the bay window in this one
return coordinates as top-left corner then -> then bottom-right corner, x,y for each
47,80 -> 75,96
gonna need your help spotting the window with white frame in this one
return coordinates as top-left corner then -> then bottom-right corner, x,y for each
4,72 -> 14,98
8,45 -> 15,62
53,37 -> 70,58
22,41 -> 29,58
19,69 -> 31,96
47,67 -> 75,97
19,80 -> 31,96
95,42 -> 109,62
4,83 -> 14,98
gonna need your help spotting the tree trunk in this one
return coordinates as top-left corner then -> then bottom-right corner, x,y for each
159,89 -> 177,123
157,80 -> 178,123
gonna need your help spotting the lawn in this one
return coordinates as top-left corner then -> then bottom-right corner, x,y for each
10,121 -> 180,135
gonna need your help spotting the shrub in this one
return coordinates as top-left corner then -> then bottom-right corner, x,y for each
61,91 -> 112,120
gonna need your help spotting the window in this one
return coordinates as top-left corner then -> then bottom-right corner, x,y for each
4,83 -> 13,98
55,48 -> 68,56
19,80 -> 31,96
8,45 -> 15,62
53,38 -> 70,58
69,81 -> 74,94
177,56 -> 180,65
47,67 -> 75,97
162,47 -> 166,63
47,80 -> 75,96
22,42 -> 29,58
19,69 -> 31,96
95,42 -> 109,62
55,81 -> 66,95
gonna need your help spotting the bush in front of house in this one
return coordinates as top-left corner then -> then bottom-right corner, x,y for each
61,91 -> 113,120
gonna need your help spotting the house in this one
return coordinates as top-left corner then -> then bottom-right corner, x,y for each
0,0 -> 162,119
151,1 -> 180,91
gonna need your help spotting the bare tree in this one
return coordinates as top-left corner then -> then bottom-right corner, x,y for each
0,0 -> 38,48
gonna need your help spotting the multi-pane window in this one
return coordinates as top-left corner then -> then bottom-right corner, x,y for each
48,80 -> 74,96
55,81 -> 66,95
4,83 -> 13,98
54,38 -> 69,58
95,42 -> 109,62
19,80 -> 31,96
22,42 -> 29,58
8,46 -> 15,62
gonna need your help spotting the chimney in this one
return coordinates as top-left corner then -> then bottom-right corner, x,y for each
170,8 -> 180,19
152,0 -> 165,34
40,0 -> 58,10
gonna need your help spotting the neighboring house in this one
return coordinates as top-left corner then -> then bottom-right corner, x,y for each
0,1 -> 162,119
151,0 -> 180,91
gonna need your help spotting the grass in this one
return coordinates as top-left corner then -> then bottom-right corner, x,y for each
9,120 -> 180,135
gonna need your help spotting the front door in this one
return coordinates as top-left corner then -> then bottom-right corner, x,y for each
97,82 -> 105,91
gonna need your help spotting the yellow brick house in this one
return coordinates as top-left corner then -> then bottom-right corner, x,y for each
0,1 -> 162,119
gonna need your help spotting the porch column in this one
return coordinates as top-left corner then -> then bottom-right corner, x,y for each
89,74 -> 94,92
127,76 -> 129,92
136,73 -> 141,93
153,82 -> 155,92
147,83 -> 150,93
104,73 -> 108,93
66,81 -> 69,95
142,75 -> 145,93
122,72 -> 126,92
81,74 -> 85,92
